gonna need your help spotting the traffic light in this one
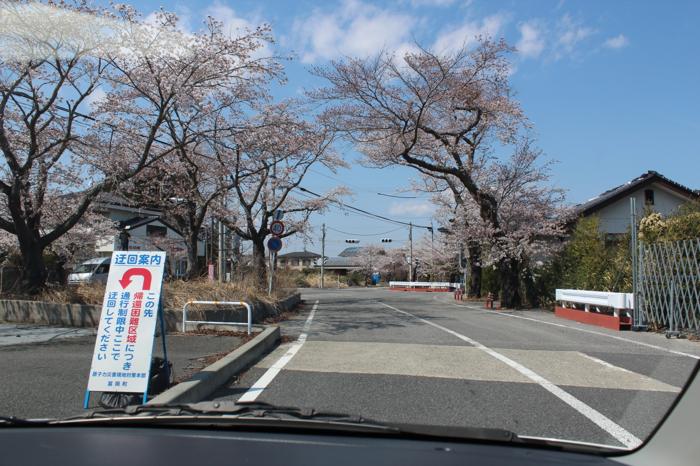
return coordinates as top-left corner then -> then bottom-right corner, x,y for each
345,239 -> 360,243
381,238 -> 392,243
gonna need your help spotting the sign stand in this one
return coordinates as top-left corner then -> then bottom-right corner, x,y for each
83,251 -> 171,409
157,299 -> 170,393
84,291 -> 169,409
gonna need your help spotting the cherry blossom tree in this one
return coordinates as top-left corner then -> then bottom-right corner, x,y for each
420,140 -> 568,304
312,39 -> 565,307
0,1 -> 279,290
215,102 -> 348,285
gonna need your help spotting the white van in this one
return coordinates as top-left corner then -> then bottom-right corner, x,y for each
67,257 -> 111,285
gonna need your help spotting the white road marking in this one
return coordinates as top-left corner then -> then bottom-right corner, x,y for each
451,301 -> 700,360
381,302 -> 643,449
579,353 -> 634,374
237,301 -> 319,403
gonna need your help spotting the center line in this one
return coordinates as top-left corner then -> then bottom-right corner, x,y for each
380,302 -> 642,449
237,301 -> 318,403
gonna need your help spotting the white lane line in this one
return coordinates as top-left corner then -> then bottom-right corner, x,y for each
452,302 -> 700,360
381,302 -> 642,449
579,353 -> 634,374
237,301 -> 319,403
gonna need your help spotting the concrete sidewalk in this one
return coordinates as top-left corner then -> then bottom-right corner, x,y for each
0,331 -> 243,420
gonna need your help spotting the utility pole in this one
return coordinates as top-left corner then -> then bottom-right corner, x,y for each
409,222 -> 413,281
430,221 -> 435,281
630,197 -> 645,330
218,194 -> 226,283
320,223 -> 326,289
268,159 -> 278,296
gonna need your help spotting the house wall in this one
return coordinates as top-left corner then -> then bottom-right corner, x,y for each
279,258 -> 318,271
594,182 -> 691,234
95,207 -> 204,256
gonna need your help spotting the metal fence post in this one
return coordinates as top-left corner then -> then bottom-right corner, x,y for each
667,280 -> 680,338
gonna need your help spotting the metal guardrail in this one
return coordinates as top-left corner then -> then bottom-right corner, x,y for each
555,289 -> 634,313
389,281 -> 462,289
182,300 -> 252,335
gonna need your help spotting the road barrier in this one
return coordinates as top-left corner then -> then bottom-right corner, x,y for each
555,289 -> 633,330
389,281 -> 462,292
182,300 -> 252,335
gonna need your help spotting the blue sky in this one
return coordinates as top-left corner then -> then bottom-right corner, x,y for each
129,0 -> 699,255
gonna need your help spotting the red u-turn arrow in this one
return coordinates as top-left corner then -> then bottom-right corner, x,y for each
118,268 -> 152,290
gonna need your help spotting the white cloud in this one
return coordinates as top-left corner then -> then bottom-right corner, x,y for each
603,33 -> 629,49
82,87 -> 106,112
292,0 -> 416,63
555,13 -> 594,57
144,6 -> 193,33
203,2 -> 271,56
388,200 -> 434,216
432,14 -> 506,54
516,21 -> 544,58
409,0 -> 456,6
204,2 -> 255,37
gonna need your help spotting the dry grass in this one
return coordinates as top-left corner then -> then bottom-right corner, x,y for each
23,275 -> 295,308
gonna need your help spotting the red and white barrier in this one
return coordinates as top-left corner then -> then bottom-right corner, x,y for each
389,281 -> 462,292
555,289 -> 633,331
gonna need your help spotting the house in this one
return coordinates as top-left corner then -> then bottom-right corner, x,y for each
91,192 -> 205,276
575,171 -> 697,235
277,251 -> 321,270
317,256 -> 363,275
314,246 -> 365,276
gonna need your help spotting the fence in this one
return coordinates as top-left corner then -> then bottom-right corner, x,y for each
0,266 -> 21,292
182,300 -> 252,335
389,281 -> 461,292
638,238 -> 700,334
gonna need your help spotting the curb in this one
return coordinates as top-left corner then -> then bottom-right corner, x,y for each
148,326 -> 281,405
0,293 -> 301,332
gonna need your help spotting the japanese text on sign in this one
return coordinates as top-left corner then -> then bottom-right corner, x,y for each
87,251 -> 166,394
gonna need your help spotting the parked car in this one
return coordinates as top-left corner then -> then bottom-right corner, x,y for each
67,257 -> 110,285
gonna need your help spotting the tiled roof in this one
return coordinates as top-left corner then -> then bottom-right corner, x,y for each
575,171 -> 697,215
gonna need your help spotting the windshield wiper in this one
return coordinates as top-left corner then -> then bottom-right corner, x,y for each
54,401 -> 521,444
0,416 -> 51,426
66,401 -> 373,424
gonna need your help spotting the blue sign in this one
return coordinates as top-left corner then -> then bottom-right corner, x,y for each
371,272 -> 381,285
267,236 -> 283,252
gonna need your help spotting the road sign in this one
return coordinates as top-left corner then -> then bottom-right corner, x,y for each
267,236 -> 283,252
270,220 -> 285,236
86,251 -> 166,395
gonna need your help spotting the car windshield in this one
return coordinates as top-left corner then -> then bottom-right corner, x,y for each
1,0 -> 699,455
72,264 -> 99,274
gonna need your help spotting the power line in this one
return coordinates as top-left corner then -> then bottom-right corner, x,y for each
295,185 -> 433,230
377,192 -> 418,199
326,226 -> 404,237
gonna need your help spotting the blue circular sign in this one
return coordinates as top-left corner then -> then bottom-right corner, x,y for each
267,236 -> 283,252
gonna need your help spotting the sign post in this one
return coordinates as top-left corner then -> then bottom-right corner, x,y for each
84,251 -> 167,408
267,234 -> 283,296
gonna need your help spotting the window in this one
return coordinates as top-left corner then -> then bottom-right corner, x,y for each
645,189 -> 655,205
146,225 -> 167,237
95,264 -> 110,274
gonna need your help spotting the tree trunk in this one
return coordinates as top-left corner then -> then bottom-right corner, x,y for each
183,230 -> 201,280
252,236 -> 268,287
18,235 -> 47,293
468,244 -> 482,298
499,258 -> 521,309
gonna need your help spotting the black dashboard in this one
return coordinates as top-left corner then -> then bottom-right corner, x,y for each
1,426 -> 625,465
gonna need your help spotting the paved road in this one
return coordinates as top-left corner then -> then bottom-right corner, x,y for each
0,330 -> 243,419
211,288 -> 700,449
